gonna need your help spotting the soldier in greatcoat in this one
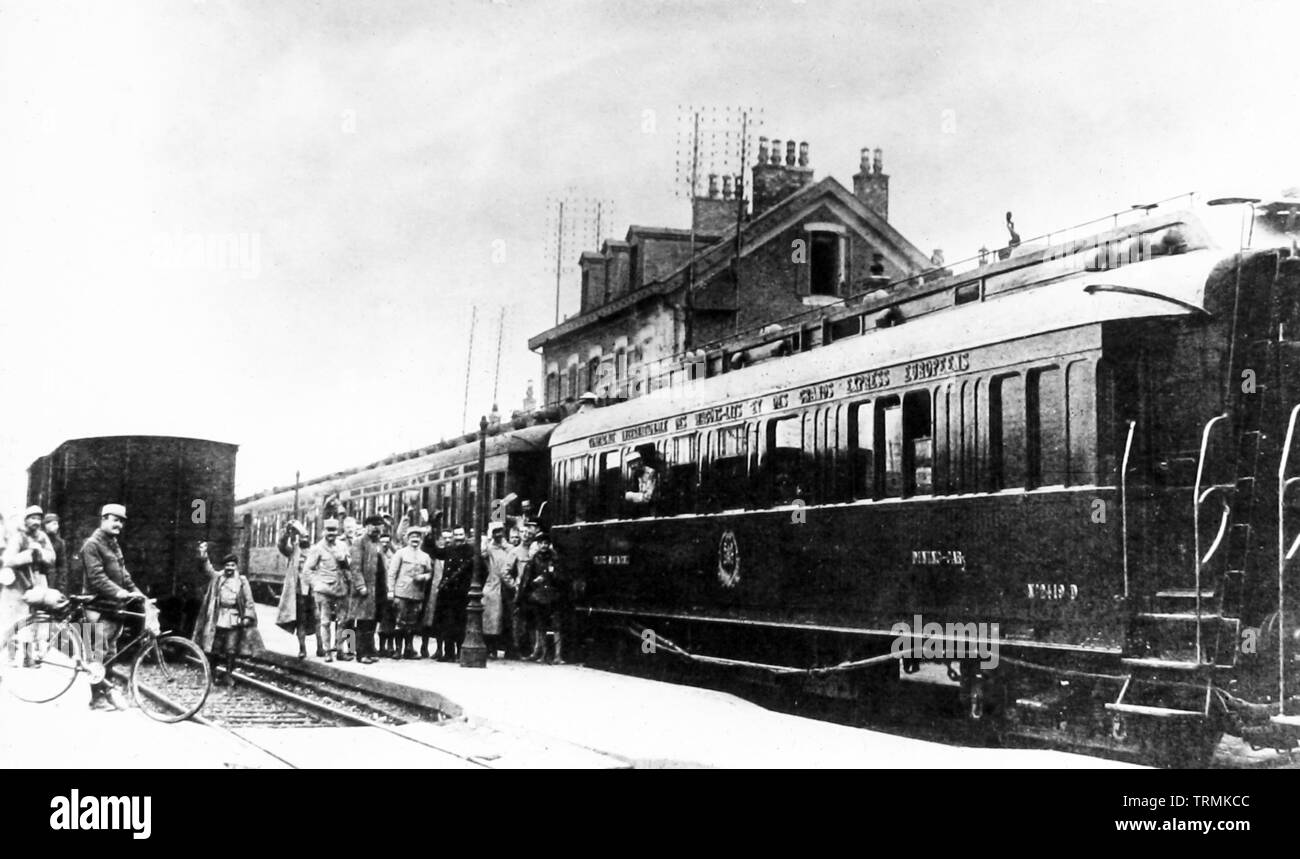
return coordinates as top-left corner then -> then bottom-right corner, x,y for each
481,522 -> 515,659
193,543 -> 264,684
275,520 -> 319,658
387,527 -> 434,658
349,515 -> 386,664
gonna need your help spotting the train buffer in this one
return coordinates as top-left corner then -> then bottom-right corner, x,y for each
250,607 -> 1137,769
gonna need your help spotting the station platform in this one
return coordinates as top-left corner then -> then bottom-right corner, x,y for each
253,606 -> 1136,769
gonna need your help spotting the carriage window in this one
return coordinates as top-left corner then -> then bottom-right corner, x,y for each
991,373 -> 1027,489
1027,366 -> 1067,487
907,391 -> 933,495
597,450 -> 621,519
567,457 -> 590,523
850,401 -> 874,498
879,398 -> 903,496
767,416 -> 807,505
877,391 -> 932,496
709,425 -> 749,510
666,433 -> 698,515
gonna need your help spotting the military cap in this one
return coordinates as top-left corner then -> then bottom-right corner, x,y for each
101,503 -> 127,519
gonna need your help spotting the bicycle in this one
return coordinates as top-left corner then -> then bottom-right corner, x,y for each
0,593 -> 212,722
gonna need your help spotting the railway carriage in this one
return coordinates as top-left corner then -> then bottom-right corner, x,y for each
237,423 -> 554,602
26,435 -> 239,634
549,201 -> 1300,763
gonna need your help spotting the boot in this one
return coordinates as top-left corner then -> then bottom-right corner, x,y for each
528,630 -> 545,662
419,637 -> 430,659
552,631 -> 565,665
402,634 -> 419,659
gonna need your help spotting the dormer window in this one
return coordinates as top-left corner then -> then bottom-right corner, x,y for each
801,222 -> 848,300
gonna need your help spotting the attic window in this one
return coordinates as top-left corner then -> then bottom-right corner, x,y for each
810,232 -> 846,296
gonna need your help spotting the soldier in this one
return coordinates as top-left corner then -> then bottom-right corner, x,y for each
519,531 -> 567,664
480,522 -> 515,659
337,516 -> 361,660
2,506 -> 56,601
377,532 -> 398,657
349,515 -> 386,664
41,513 -> 69,595
275,520 -> 319,658
193,543 -> 263,685
433,527 -> 473,661
387,527 -> 434,658
79,503 -> 143,710
304,518 -> 366,663
416,528 -> 449,658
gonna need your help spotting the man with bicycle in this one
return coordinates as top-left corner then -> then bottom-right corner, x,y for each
79,503 -> 143,711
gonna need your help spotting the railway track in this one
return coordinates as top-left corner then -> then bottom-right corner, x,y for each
192,658 -> 491,769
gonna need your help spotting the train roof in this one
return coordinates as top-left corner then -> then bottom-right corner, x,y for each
30,435 -> 238,467
550,246 -> 1227,449
236,422 -> 556,510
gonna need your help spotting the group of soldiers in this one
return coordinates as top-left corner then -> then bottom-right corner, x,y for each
274,511 -> 570,667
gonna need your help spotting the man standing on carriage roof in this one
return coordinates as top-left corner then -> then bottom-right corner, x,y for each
276,520 -> 320,658
194,542 -> 263,684
79,503 -> 143,710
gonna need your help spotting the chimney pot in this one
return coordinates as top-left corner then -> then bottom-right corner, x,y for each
708,174 -> 719,198
770,139 -> 783,165
860,147 -> 871,173
798,141 -> 809,167
873,147 -> 883,173
785,140 -> 796,166
721,174 -> 734,200
757,137 -> 769,164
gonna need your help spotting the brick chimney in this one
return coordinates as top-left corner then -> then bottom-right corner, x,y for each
578,251 -> 606,313
692,171 -> 734,235
853,146 -> 889,221
751,136 -> 814,216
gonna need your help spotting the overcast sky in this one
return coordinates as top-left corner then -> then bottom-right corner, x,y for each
2,0 -> 1298,512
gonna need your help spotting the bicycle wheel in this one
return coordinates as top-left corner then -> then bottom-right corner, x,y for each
0,615 -> 84,703
130,635 -> 211,722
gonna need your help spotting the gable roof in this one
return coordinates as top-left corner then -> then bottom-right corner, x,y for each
528,176 -> 931,351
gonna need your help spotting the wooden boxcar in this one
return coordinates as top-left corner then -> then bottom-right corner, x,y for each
27,435 -> 239,633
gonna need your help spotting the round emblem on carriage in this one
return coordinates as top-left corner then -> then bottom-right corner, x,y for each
717,530 -> 740,589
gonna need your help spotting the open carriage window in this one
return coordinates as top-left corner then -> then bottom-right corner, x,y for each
767,415 -> 807,506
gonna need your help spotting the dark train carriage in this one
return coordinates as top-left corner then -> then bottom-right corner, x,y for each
27,435 -> 239,632
549,202 -> 1300,763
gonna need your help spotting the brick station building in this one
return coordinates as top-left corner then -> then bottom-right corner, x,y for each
529,139 -> 935,408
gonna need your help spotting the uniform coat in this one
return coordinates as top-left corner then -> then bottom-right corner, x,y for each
387,545 -> 434,600
79,529 -> 136,599
192,562 -> 264,656
349,535 -> 385,622
274,529 -> 313,632
304,538 -> 362,598
481,542 -> 515,636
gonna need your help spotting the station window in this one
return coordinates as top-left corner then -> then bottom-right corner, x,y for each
809,232 -> 846,296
